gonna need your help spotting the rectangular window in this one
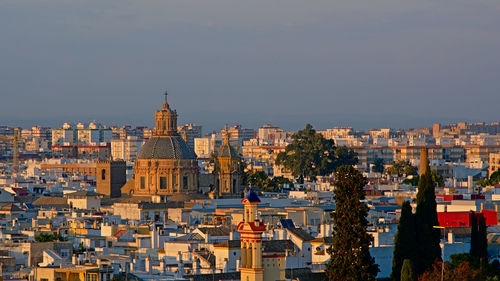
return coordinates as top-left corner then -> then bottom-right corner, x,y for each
160,177 -> 167,189
140,176 -> 145,189
101,169 -> 106,180
183,176 -> 188,189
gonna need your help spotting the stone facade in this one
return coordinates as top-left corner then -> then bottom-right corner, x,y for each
132,93 -> 198,198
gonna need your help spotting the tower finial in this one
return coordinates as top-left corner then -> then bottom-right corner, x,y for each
163,90 -> 169,109
223,124 -> 229,143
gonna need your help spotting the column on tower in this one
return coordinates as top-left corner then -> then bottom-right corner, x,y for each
241,241 -> 247,268
254,241 -> 262,268
247,241 -> 253,268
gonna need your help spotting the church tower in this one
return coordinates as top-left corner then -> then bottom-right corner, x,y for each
132,91 -> 198,199
216,126 -> 240,197
238,190 -> 265,281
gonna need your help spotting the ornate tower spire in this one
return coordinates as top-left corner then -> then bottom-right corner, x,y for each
163,90 -> 169,109
154,91 -> 178,136
223,124 -> 230,143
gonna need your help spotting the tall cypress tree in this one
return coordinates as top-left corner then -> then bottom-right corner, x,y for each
326,165 -> 379,281
415,160 -> 441,274
400,259 -> 417,281
391,201 -> 417,281
478,214 -> 488,261
470,212 -> 479,257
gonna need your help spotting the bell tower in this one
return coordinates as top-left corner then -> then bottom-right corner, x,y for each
217,126 -> 240,197
238,190 -> 265,281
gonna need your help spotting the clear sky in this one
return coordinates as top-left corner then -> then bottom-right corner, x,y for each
1,0 -> 499,131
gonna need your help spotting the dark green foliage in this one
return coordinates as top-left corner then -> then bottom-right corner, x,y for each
245,170 -> 293,191
470,212 -> 479,257
387,161 -> 418,177
450,253 -> 481,270
400,259 -> 417,281
470,213 -> 488,262
431,170 -> 445,187
477,169 -> 500,187
391,201 -> 417,281
478,215 -> 488,261
275,124 -> 358,183
402,176 -> 419,186
326,165 -> 379,281
415,163 -> 441,275
420,253 -> 500,281
402,170 -> 443,187
35,232 -> 62,242
373,158 -> 385,173
247,170 -> 268,188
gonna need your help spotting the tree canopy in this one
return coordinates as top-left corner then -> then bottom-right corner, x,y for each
420,253 -> 500,281
245,170 -> 293,192
387,160 -> 418,177
275,124 -> 358,183
326,165 -> 379,281
403,170 -> 444,187
391,201 -> 417,281
477,169 -> 500,187
373,158 -> 385,173
415,160 -> 441,274
400,259 -> 417,281
35,232 -> 62,242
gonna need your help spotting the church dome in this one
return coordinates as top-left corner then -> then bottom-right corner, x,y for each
217,127 -> 238,158
218,142 -> 238,158
137,136 -> 196,159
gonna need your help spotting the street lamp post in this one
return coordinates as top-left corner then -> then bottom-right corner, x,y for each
434,226 -> 446,281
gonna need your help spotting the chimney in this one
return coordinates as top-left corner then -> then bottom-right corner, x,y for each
194,258 -> 201,275
420,148 -> 429,176
160,258 -> 166,275
177,252 -> 184,278
447,231 -> 455,243
468,176 -> 474,194
145,256 -> 152,273
236,257 -> 241,271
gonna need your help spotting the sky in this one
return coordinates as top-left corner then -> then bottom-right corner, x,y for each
1,0 -> 499,132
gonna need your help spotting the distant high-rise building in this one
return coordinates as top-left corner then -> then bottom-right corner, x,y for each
111,136 -> 143,162
227,124 -> 255,142
178,123 -> 202,150
432,123 -> 441,138
258,124 -> 287,144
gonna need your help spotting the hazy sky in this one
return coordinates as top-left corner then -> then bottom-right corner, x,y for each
1,0 -> 499,131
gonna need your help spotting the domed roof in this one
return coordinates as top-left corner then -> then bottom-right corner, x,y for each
218,142 -> 238,158
137,136 -> 197,160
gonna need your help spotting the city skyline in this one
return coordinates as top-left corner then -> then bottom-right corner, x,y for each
2,0 -> 500,130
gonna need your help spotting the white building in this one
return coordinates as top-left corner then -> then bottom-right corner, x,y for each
111,136 -> 143,162
194,137 -> 211,158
